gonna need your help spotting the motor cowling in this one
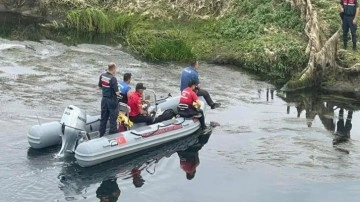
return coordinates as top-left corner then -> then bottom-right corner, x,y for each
57,105 -> 87,158
60,105 -> 87,131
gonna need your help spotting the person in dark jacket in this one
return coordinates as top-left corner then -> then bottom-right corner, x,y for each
180,60 -> 221,109
340,0 -> 360,50
98,63 -> 120,137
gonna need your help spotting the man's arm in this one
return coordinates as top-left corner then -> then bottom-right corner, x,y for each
98,75 -> 102,88
192,71 -> 201,89
126,88 -> 132,98
138,99 -> 147,115
354,5 -> 359,23
339,0 -> 344,12
192,91 -> 201,108
110,77 -> 120,96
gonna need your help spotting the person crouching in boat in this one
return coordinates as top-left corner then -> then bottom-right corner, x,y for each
127,83 -> 153,125
178,80 -> 210,132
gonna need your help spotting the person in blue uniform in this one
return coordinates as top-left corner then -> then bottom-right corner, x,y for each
98,63 -> 120,137
118,73 -> 132,103
339,0 -> 359,50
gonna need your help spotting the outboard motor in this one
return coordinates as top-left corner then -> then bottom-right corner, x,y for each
57,105 -> 88,158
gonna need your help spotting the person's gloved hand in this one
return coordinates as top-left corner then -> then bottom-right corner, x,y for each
117,95 -> 123,102
193,102 -> 200,110
340,12 -> 344,20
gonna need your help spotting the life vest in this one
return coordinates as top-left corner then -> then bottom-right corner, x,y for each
342,0 -> 358,16
99,72 -> 117,99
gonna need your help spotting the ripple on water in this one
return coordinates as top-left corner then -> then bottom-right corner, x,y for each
1,37 -> 360,201
0,43 -> 26,51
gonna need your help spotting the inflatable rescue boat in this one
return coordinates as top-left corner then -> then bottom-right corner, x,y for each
27,91 -> 209,167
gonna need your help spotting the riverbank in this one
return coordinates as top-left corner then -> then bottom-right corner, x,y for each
1,0 -> 359,90
0,0 -> 309,85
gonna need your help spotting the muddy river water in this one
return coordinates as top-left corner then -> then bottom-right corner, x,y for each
0,38 -> 360,202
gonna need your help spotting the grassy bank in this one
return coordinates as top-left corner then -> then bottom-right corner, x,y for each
1,0 -> 309,85
60,0 -> 308,84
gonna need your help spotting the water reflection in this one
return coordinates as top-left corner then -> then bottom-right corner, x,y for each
26,130 -> 212,200
333,109 -> 353,145
122,163 -> 153,188
279,91 -> 359,148
266,88 -> 274,102
177,133 -> 211,180
96,178 -> 121,202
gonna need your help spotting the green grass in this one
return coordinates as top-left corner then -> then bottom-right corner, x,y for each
60,0 -> 308,83
1,0 -> 309,85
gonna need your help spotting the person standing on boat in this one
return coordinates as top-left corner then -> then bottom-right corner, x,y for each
118,73 -> 132,103
178,80 -> 210,132
180,60 -> 221,109
98,63 -> 120,137
339,0 -> 359,50
127,83 -> 153,125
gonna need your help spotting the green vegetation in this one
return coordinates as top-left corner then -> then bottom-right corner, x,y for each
2,0 -> 311,85
312,0 -> 341,37
58,0 -> 308,84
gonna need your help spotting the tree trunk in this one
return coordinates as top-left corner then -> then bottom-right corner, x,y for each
281,0 -> 360,98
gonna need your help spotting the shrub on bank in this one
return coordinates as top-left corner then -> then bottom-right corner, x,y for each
1,0 -> 309,84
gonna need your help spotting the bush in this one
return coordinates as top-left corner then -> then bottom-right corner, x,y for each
127,28 -> 194,62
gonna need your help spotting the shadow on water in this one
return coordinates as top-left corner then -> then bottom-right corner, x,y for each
26,130 -> 212,201
279,91 -> 360,153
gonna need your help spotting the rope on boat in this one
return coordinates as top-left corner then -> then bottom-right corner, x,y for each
131,125 -> 161,137
86,118 -> 101,125
130,116 -> 186,137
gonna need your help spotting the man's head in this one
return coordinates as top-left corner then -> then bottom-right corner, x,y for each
187,80 -> 197,89
135,83 -> 146,94
96,179 -> 121,202
123,73 -> 132,83
190,60 -> 199,69
186,171 -> 196,180
108,63 -> 117,75
133,175 -> 145,188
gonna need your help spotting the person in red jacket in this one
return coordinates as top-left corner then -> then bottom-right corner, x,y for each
127,83 -> 153,125
178,80 -> 210,132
